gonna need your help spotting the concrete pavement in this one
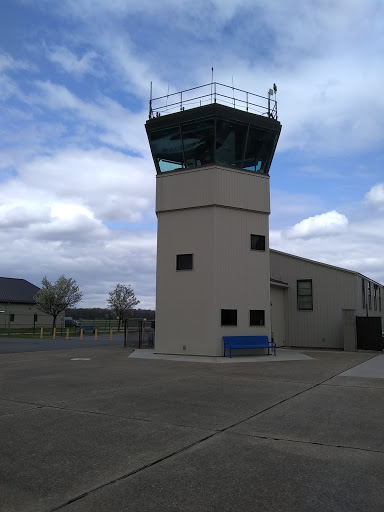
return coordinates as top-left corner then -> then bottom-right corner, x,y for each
0,346 -> 383,511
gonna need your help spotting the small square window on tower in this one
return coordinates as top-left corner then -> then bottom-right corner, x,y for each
221,309 -> 237,326
176,253 -> 193,271
250,234 -> 265,251
250,310 -> 265,326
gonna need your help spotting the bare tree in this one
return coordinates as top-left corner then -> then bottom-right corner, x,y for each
107,284 -> 140,331
35,275 -> 83,331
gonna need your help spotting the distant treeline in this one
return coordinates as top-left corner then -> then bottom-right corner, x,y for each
66,307 -> 155,320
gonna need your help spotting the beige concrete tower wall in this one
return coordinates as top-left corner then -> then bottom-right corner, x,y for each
156,207 -> 217,356
155,167 -> 271,356
213,207 -> 271,355
156,166 -> 270,213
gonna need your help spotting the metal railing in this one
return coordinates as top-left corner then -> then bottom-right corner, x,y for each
149,82 -> 278,120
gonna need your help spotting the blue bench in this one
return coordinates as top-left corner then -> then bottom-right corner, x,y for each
82,325 -> 94,333
223,335 -> 276,358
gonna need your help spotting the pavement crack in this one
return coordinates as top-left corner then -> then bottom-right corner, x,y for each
48,430 -> 219,512
231,431 -> 384,454
47,356 -> 379,511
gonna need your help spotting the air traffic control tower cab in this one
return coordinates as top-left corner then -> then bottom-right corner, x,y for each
146,83 -> 281,357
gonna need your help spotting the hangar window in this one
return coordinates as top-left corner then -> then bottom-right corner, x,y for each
221,309 -> 237,326
379,288 -> 382,312
362,278 -> 366,309
9,314 -> 15,322
176,254 -> 193,271
250,310 -> 265,326
297,280 -> 313,310
374,285 -> 378,310
250,234 -> 265,251
368,282 -> 372,309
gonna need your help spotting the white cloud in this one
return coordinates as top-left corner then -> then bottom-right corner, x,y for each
283,210 -> 349,239
32,81 -> 149,153
46,46 -> 100,77
0,52 -> 33,73
0,203 -> 49,229
20,147 -> 155,223
2,0 -> 384,307
365,183 -> 384,210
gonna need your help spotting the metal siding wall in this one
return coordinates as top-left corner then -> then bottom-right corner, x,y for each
214,207 -> 271,345
156,208 -> 217,355
270,251 -> 356,348
156,166 -> 270,213
270,285 -> 286,346
0,303 -> 63,328
354,275 -> 384,319
156,166 -> 272,356
156,206 -> 271,356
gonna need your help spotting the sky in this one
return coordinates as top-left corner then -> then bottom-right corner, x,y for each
1,0 -> 384,309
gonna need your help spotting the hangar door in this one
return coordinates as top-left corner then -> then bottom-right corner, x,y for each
271,286 -> 286,346
356,316 -> 383,351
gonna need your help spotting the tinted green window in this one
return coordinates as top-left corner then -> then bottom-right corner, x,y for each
215,119 -> 248,168
243,127 -> 276,173
181,119 -> 214,167
150,125 -> 184,172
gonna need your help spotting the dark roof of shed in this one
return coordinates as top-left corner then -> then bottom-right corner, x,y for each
0,277 -> 40,304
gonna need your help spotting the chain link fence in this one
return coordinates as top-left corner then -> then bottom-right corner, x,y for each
0,314 -> 155,347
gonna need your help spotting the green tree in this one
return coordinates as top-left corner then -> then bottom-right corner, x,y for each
35,275 -> 83,331
107,284 -> 140,331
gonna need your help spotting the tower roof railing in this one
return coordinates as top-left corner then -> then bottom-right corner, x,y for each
149,82 -> 278,121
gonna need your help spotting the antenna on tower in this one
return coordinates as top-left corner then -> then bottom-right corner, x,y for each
232,75 -> 235,108
149,81 -> 153,119
267,83 -> 278,119
166,83 -> 169,111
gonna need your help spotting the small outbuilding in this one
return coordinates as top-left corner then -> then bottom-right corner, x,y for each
270,250 -> 384,351
0,277 -> 63,330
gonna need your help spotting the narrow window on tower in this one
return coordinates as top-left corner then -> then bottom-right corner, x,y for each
250,310 -> 265,326
221,309 -> 237,326
176,254 -> 193,271
250,234 -> 265,251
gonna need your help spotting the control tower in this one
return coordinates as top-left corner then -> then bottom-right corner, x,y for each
146,82 -> 281,356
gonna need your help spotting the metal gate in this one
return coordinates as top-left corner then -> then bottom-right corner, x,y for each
356,316 -> 383,351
